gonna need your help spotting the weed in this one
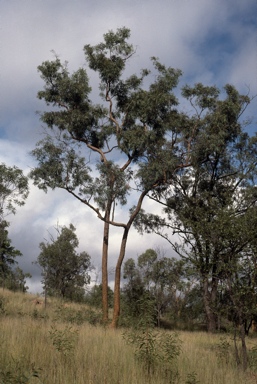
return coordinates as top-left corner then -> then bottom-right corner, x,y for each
30,309 -> 48,321
49,325 -> 78,356
215,336 -> 231,365
185,371 -> 200,384
249,345 -> 257,372
0,295 -> 7,315
0,358 -> 42,384
123,297 -> 181,382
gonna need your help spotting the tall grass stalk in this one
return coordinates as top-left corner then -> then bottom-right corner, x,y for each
0,289 -> 256,383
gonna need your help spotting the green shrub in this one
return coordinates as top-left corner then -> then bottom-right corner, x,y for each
49,325 -> 78,356
0,358 -> 42,384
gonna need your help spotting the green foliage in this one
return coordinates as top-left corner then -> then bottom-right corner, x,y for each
5,267 -> 31,293
30,308 -> 48,321
0,358 -> 42,384
31,26 -> 256,329
0,295 -> 7,315
185,372 -> 200,384
0,222 -> 28,291
248,345 -> 257,371
124,327 -> 181,380
122,250 -> 190,327
134,82 -> 257,332
52,304 -> 101,326
86,284 -> 114,308
215,337 -> 232,366
37,223 -> 91,301
123,297 -> 181,381
49,325 -> 78,356
0,163 -> 29,218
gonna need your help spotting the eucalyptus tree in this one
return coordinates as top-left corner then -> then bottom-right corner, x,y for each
37,223 -> 91,301
0,162 -> 29,219
134,84 -> 257,332
30,28 -> 195,327
221,238 -> 257,370
123,249 -> 188,327
0,221 -> 23,289
0,163 -> 29,288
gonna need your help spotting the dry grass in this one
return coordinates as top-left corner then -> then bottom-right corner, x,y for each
0,288 -> 256,384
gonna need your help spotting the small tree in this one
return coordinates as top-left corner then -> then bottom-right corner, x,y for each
0,221 -> 23,289
0,163 -> 30,291
37,223 -> 91,301
5,267 -> 31,293
0,163 -> 29,219
122,249 -> 188,327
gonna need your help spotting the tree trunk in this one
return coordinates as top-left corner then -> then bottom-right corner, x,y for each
102,211 -> 111,323
202,278 -> 217,333
240,322 -> 248,371
233,329 -> 240,366
110,190 -> 148,328
110,227 -> 129,328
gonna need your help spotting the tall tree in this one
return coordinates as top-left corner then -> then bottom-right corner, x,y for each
133,84 -> 257,332
37,224 -> 91,301
30,28 -> 195,327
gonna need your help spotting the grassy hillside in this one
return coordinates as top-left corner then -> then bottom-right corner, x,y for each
0,288 -> 256,384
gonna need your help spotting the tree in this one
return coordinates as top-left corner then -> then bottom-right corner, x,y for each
0,163 -> 30,291
122,249 -> 188,327
0,163 -> 29,219
86,284 -> 114,309
4,267 -> 31,293
30,28 -> 196,327
37,223 -> 91,301
134,84 -> 257,332
0,221 -> 23,288
122,258 -> 146,323
223,251 -> 257,370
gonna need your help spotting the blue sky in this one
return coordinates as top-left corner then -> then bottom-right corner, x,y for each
0,0 -> 256,293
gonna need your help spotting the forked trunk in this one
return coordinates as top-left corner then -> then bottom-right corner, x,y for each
102,209 -> 111,323
110,227 -> 129,328
110,190 -> 148,328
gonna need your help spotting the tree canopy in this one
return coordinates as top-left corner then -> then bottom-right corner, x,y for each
37,223 -> 91,301
30,27 -> 255,327
0,163 -> 29,219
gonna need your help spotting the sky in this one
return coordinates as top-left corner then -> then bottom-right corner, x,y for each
0,0 -> 256,293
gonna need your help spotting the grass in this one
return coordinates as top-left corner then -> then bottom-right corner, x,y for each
0,288 -> 257,383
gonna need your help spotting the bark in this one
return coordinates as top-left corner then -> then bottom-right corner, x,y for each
102,206 -> 111,323
233,329 -> 240,366
110,190 -> 149,328
202,277 -> 218,333
240,322 -> 248,371
110,227 -> 129,328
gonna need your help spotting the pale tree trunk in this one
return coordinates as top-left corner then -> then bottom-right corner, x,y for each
102,204 -> 112,323
110,190 -> 148,328
110,227 -> 129,329
102,219 -> 110,323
